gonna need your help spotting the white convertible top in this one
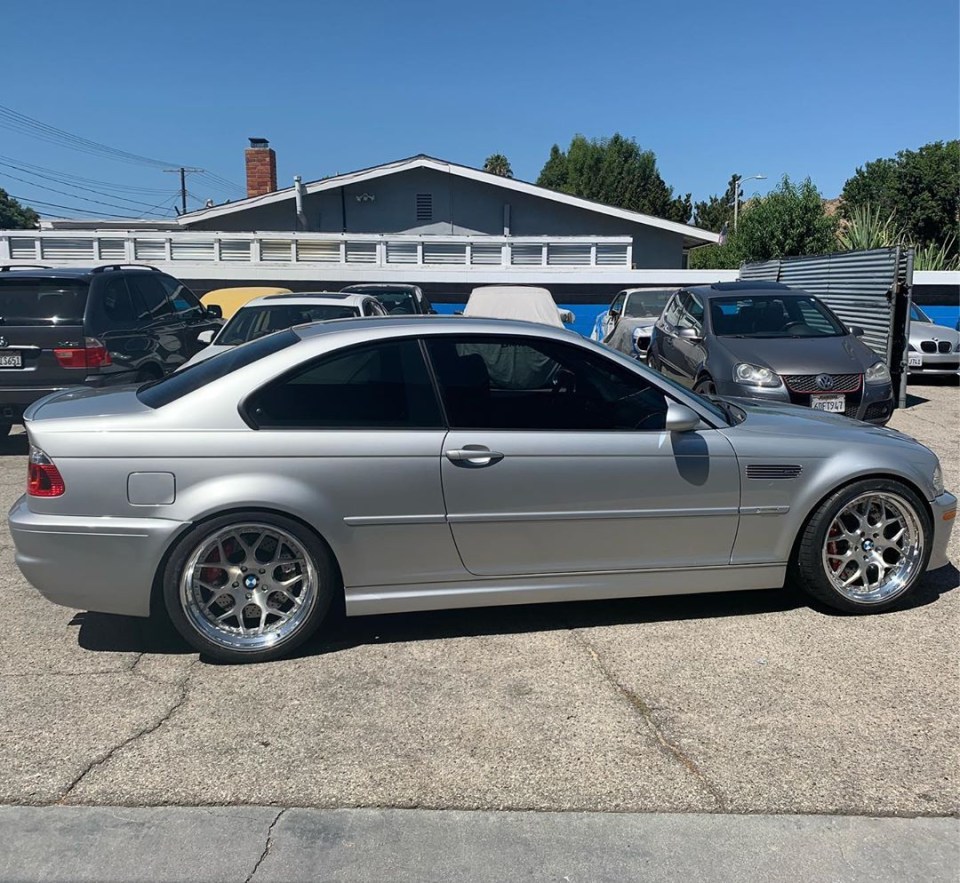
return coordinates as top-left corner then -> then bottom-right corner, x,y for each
463,286 -> 564,328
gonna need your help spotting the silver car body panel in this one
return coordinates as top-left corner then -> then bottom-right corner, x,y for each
9,317 -> 955,620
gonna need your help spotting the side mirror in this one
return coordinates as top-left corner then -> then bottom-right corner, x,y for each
205,304 -> 223,319
849,325 -> 864,337
677,326 -> 702,340
197,329 -> 215,345
665,401 -> 701,432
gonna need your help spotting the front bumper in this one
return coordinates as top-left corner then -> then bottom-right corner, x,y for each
713,379 -> 894,424
928,491 -> 957,572
909,351 -> 960,376
8,496 -> 188,617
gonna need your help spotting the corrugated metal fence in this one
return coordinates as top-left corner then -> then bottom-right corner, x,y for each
740,248 -> 913,406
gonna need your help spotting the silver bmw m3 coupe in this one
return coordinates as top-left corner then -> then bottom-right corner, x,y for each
9,318 -> 956,663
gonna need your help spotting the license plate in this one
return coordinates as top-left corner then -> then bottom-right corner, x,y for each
0,352 -> 23,368
908,353 -> 922,367
810,394 -> 845,413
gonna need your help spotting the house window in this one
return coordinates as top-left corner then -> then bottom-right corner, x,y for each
416,193 -> 433,222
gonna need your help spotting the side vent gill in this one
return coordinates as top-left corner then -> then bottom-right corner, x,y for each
746,464 -> 803,480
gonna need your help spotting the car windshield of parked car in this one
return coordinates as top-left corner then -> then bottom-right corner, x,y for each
369,290 -> 419,314
910,305 -> 932,323
624,292 -> 672,319
216,304 -> 360,345
710,294 -> 845,338
138,330 -> 299,408
0,278 -> 88,324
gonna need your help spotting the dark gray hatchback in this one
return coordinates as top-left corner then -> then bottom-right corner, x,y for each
647,281 -> 896,424
0,264 -> 221,434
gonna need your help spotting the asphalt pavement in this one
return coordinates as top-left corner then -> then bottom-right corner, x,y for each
0,379 -> 957,880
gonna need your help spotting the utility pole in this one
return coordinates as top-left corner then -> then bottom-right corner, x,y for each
163,167 -> 204,216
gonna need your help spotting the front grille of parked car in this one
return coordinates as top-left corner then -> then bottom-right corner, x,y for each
784,373 -> 862,393
919,341 -> 952,354
746,464 -> 802,480
864,401 -> 893,421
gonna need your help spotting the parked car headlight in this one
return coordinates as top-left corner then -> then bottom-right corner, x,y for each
933,463 -> 944,497
865,361 -> 891,385
734,362 -> 782,387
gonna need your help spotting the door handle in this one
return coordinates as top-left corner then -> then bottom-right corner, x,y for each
445,446 -> 504,467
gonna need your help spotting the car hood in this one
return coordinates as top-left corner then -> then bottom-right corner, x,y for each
714,335 -> 876,374
909,321 -> 960,344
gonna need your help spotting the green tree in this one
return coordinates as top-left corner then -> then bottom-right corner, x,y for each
535,134 -> 692,223
483,153 -> 513,178
840,141 -> 959,256
0,189 -> 39,229
693,174 -> 739,233
689,176 -> 837,269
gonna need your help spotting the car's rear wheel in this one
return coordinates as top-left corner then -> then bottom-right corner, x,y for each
163,512 -> 337,663
791,479 -> 931,613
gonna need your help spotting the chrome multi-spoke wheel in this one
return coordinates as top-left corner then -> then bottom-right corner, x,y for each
821,493 -> 923,603
165,514 -> 336,662
792,480 -> 931,613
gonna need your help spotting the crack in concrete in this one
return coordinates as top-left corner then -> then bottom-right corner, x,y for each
56,660 -> 199,804
568,628 -> 727,811
245,808 -> 286,883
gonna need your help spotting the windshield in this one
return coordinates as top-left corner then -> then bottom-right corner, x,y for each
910,305 -> 931,323
0,278 -> 87,324
217,304 -> 360,345
367,290 -> 418,315
624,291 -> 672,319
710,294 -> 846,338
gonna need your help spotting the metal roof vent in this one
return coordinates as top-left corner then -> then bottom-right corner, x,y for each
416,193 -> 433,222
248,137 -> 270,149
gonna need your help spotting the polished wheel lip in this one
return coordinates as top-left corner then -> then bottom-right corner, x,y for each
179,521 -> 319,653
822,491 -> 924,604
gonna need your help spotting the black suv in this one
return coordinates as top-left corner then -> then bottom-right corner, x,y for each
0,264 -> 222,434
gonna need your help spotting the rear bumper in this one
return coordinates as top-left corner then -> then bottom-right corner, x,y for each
928,491 -> 957,572
8,496 -> 188,617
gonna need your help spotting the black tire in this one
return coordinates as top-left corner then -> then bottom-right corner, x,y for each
790,479 -> 932,614
162,511 -> 338,663
694,376 -> 717,395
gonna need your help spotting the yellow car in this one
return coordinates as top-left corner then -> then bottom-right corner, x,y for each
200,286 -> 291,320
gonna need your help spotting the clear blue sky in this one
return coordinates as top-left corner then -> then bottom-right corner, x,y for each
2,0 -> 957,219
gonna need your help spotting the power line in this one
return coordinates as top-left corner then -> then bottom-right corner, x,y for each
0,155 -> 173,193
4,192 -> 154,219
0,170 -> 175,217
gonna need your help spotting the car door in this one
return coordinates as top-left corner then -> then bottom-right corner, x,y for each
244,337 -> 463,587
602,291 -> 626,341
425,334 -> 740,577
126,273 -> 185,372
158,275 -> 221,359
88,275 -> 145,380
670,292 -> 708,384
653,293 -> 687,381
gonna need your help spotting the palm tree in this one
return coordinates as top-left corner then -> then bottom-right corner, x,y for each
483,154 -> 513,178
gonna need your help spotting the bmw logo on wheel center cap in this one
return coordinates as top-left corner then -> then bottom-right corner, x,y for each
815,374 -> 836,390
243,574 -> 260,590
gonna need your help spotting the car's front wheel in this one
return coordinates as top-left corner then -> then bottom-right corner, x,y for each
694,376 -> 717,396
791,479 -> 931,613
163,512 -> 337,663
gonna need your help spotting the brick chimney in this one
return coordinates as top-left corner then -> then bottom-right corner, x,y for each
245,137 -> 277,198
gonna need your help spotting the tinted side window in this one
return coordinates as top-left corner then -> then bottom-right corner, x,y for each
98,276 -> 136,324
661,294 -> 682,329
158,275 -> 203,317
128,275 -> 174,321
678,293 -> 704,332
425,335 -> 668,431
247,339 -> 442,429
610,292 -> 626,314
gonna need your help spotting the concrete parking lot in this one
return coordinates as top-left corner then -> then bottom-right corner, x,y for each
0,381 -> 957,816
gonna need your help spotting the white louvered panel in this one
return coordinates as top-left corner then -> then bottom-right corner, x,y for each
40,238 -> 94,261
9,238 -> 37,259
345,241 -> 377,263
596,244 -> 629,266
133,239 -> 167,261
470,244 -> 503,265
511,244 -> 543,266
386,242 -> 418,264
547,244 -> 592,266
170,240 -> 215,261
220,241 -> 251,262
297,241 -> 341,263
261,240 -> 293,262
99,239 -> 126,260
423,243 -> 466,265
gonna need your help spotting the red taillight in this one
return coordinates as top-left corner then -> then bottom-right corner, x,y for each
28,446 -> 65,497
54,337 -> 111,370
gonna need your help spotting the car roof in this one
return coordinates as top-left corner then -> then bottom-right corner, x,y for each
0,266 -> 96,279
294,315 -> 578,341
243,291 -> 370,308
340,283 -> 421,293
688,281 -> 795,298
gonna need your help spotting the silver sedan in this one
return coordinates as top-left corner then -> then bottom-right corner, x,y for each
9,318 -> 956,663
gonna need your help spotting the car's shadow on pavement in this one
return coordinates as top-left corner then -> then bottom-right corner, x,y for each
69,565 -> 959,663
0,433 -> 29,456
